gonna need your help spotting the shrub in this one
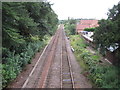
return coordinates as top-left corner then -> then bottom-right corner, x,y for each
69,35 -> 120,88
2,40 -> 46,88
84,27 -> 96,32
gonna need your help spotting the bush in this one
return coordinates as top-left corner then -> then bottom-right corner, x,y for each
84,27 -> 96,32
80,48 -> 119,88
2,40 -> 46,88
70,35 -> 120,88
2,52 -> 22,87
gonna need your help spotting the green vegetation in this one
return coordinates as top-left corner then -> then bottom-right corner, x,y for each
2,2 -> 58,88
64,19 -> 76,35
70,35 -> 120,88
84,27 -> 96,32
93,3 -> 120,65
64,2 -> 120,89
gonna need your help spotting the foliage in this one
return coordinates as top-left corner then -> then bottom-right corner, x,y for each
84,27 -> 96,32
24,2 -> 58,36
2,41 -> 45,87
70,35 -> 120,88
93,2 -> 120,64
70,35 -> 88,70
2,2 -> 58,88
65,24 -> 76,35
64,19 -> 76,35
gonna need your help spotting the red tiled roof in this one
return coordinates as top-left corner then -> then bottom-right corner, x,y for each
76,20 -> 99,32
76,24 -> 90,30
80,20 -> 98,25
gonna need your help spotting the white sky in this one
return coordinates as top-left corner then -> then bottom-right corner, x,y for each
47,0 -> 120,20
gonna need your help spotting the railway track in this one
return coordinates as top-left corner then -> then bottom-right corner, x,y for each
21,24 -> 90,88
61,28 -> 75,88
37,26 -> 60,88
22,26 -> 60,88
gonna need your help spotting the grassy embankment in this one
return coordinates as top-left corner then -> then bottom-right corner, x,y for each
69,35 -> 119,88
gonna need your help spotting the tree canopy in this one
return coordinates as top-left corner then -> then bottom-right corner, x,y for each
93,2 -> 120,64
64,19 -> 76,35
2,2 -> 58,53
2,2 -> 58,88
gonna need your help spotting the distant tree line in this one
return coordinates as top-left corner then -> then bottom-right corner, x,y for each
93,2 -> 120,65
2,2 -> 58,88
64,19 -> 76,35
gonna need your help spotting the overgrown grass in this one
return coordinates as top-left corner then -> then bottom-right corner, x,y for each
70,35 -> 88,71
70,35 -> 120,88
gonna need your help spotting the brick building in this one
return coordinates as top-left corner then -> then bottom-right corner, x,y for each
76,19 -> 99,33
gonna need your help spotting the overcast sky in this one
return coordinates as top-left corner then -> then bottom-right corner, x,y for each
47,0 -> 119,20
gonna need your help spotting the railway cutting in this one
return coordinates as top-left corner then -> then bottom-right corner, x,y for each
11,24 -> 92,88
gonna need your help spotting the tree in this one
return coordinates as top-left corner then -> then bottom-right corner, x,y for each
93,2 -> 120,65
2,2 -> 58,53
64,19 -> 76,35
2,2 -> 58,88
24,2 -> 58,36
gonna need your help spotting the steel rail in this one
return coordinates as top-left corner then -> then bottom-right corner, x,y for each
60,29 -> 63,89
38,28 -> 60,88
22,26 -> 60,88
22,36 -> 53,88
63,28 -> 75,89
